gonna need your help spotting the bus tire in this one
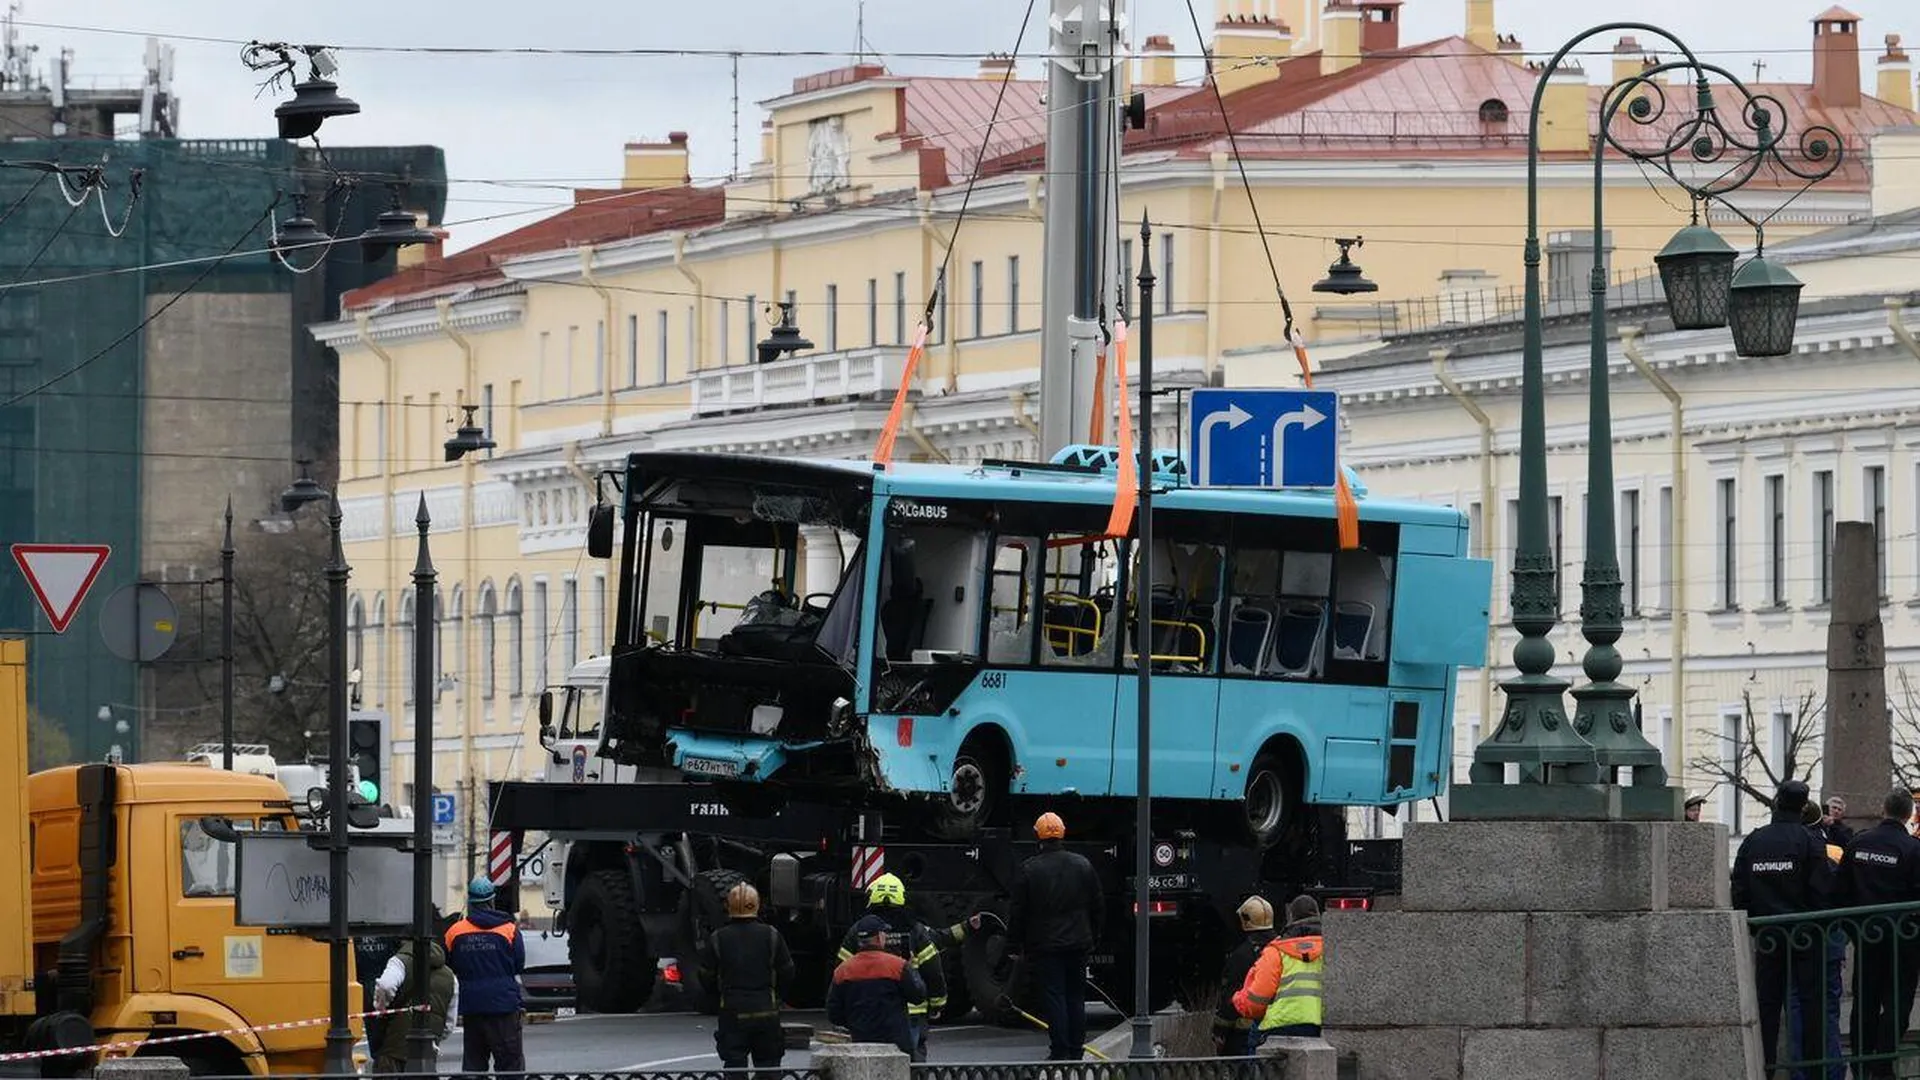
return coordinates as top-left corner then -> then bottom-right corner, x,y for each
929,737 -> 1005,840
570,868 -> 656,1014
1242,748 -> 1297,849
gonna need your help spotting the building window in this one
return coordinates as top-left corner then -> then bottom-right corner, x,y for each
1720,710 -> 1743,831
1765,474 -> 1785,607
369,595 -> 386,708
446,586 -> 465,703
1716,477 -> 1737,610
399,591 -> 416,706
537,331 -> 551,400
785,290 -> 796,320
1467,501 -> 1484,558
505,578 -> 524,697
1868,465 -> 1888,598
746,295 -> 757,365
532,579 -> 550,691
655,311 -> 669,383
894,271 -> 907,344
685,304 -> 694,370
563,576 -> 579,672
565,325 -> 578,397
932,275 -> 946,344
594,572 -> 608,653
718,300 -> 731,365
1007,255 -> 1020,333
347,595 -> 365,677
867,278 -> 878,346
1771,709 -> 1792,775
1619,489 -> 1640,615
478,581 -> 497,701
481,383 -> 495,459
1657,485 -> 1673,613
971,260 -> 984,338
825,284 -> 839,351
1660,711 -> 1675,773
1119,239 -> 1134,311
1548,495 -> 1563,614
594,320 -> 606,394
626,313 -> 638,387
1815,469 -> 1834,604
1159,234 -> 1174,313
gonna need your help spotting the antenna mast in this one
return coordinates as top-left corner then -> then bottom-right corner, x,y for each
730,52 -> 741,180
856,1 -> 866,64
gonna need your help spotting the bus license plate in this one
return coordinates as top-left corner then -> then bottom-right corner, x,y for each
1148,873 -> 1189,890
683,757 -> 740,778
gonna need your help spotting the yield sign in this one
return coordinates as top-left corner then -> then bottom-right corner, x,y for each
11,543 -> 110,634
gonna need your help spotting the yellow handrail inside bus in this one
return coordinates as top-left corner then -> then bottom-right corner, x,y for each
1124,618 -> 1208,665
1042,592 -> 1102,656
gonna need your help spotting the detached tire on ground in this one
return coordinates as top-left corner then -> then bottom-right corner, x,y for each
569,868 -> 656,1014
962,917 -> 1033,1028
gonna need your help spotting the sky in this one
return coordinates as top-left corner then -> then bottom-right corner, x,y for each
35,0 -> 1920,252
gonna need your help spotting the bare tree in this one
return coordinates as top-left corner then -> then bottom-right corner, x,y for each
150,514 -> 333,762
1886,667 -> 1920,791
1687,687 -> 1825,812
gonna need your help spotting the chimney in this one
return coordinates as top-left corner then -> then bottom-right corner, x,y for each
1358,1 -> 1401,53
977,53 -> 1016,82
1212,14 -> 1291,95
1137,34 -> 1177,86
1321,0 -> 1362,77
623,131 -> 691,190
1812,6 -> 1863,108
1497,33 -> 1525,66
1536,62 -> 1590,153
1870,128 -> 1920,216
1465,0 -> 1496,53
1612,36 -> 1646,87
1879,34 -> 1914,110
759,119 -> 774,164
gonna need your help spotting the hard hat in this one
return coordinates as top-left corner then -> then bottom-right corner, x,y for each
1236,896 -> 1273,930
467,874 -> 496,903
726,881 -> 761,918
867,873 -> 906,907
1034,812 -> 1066,841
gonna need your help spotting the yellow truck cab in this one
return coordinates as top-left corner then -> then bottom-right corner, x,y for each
1,641 -> 344,1076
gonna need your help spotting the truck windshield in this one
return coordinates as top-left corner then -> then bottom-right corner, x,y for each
558,684 -> 604,740
181,817 -> 288,898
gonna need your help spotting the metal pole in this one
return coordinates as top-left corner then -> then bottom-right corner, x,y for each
407,495 -> 438,1072
323,495 -> 354,1077
1039,0 -> 1082,456
221,497 -> 234,772
1129,212 -> 1155,1062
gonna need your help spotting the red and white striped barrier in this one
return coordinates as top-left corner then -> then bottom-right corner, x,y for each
0,1003 -> 429,1062
488,829 -> 514,886
849,844 -> 885,890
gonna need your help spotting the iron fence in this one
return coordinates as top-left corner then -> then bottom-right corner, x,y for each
911,1059 -> 1285,1080
1747,900 -> 1920,1079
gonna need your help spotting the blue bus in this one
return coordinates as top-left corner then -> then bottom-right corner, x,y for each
587,445 -> 1493,845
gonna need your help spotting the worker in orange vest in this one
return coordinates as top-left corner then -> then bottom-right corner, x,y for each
1233,895 -> 1325,1053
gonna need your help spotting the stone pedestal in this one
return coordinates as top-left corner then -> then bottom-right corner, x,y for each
1324,820 -> 1763,1080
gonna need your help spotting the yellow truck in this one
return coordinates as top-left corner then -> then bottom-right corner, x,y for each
0,639 -> 348,1075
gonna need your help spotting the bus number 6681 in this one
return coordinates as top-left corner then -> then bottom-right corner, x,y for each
980,671 -> 1007,690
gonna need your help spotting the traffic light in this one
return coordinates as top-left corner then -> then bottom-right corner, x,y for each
346,710 -> 390,808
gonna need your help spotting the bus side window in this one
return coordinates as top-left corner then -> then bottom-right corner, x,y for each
1125,538 -> 1219,673
1270,550 -> 1332,679
1332,550 -> 1395,662
882,524 -> 987,660
986,538 -> 1038,664
1041,538 -> 1116,666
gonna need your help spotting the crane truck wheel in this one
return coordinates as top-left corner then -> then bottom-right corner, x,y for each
676,868 -> 751,1016
961,912 -> 1032,1028
570,868 -> 657,1013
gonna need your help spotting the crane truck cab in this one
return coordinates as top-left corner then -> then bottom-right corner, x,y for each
1,641 -> 340,1076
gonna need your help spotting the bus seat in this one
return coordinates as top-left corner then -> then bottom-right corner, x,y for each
1227,606 -> 1273,674
1271,600 -> 1326,677
1333,600 -> 1376,660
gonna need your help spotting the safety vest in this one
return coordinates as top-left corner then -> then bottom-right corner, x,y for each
1257,935 -> 1324,1031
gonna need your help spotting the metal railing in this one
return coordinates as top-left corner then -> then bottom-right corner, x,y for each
1747,900 -> 1920,1078
911,1058 -> 1288,1080
1310,267 -> 1669,342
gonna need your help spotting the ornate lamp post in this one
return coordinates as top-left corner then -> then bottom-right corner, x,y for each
1453,24 -> 1841,821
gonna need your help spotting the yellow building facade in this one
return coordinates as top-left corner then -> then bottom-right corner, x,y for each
314,1 -> 1920,887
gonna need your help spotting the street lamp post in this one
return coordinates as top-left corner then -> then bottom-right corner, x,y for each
279,462 -> 355,1076
220,497 -> 235,772
406,496 -> 438,1073
1129,214 -> 1157,1062
1453,25 -> 1841,821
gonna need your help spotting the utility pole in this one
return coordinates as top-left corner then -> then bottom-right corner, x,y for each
1822,521 -> 1890,841
1039,0 -> 1124,457
220,497 -> 234,772
1129,213 -> 1156,1062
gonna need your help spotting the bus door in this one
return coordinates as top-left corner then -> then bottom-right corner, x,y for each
1388,539 -> 1494,789
1020,533 -> 1121,795
1110,534 -> 1223,798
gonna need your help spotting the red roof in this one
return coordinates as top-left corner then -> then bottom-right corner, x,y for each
342,185 -> 725,310
1813,6 -> 1861,22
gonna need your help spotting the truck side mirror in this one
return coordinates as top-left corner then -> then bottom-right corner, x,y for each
538,690 -> 554,729
586,504 -> 615,559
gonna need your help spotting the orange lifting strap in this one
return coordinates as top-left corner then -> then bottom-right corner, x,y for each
1290,329 -> 1360,550
1102,320 -> 1136,540
1088,345 -> 1108,445
872,322 -> 931,467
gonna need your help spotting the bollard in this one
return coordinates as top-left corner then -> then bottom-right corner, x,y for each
1257,1036 -> 1337,1080
811,1042 -> 911,1080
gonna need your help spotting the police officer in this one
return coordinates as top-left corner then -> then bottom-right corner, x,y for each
837,873 -> 971,1061
1839,789 -> 1920,1079
1732,779 -> 1833,1076
1006,812 -> 1102,1062
698,882 -> 796,1070
1214,897 -> 1277,1056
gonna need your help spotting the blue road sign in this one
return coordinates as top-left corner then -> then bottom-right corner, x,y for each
431,793 -> 457,826
1187,388 -> 1339,488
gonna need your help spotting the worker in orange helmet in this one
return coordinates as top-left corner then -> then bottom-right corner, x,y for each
1005,812 -> 1102,1061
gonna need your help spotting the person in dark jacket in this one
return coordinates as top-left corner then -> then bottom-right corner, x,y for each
828,929 -> 927,1054
697,882 -> 796,1069
1731,780 -> 1833,1077
1214,896 -> 1278,1055
1839,789 -> 1920,1080
354,934 -> 401,1053
1785,801 -> 1845,1080
371,936 -> 457,1075
1819,796 -> 1855,850
1006,811 -> 1102,1062
836,873 -> 972,1061
444,874 -> 526,1073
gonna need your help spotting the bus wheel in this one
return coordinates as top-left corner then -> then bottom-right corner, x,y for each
570,868 -> 656,1013
1242,751 -> 1295,848
929,740 -> 1003,840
